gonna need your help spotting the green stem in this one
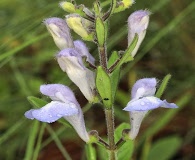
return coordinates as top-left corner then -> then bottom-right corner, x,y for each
105,107 -> 116,160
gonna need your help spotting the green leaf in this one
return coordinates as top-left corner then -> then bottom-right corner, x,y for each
108,51 -> 121,99
147,136 -> 182,160
115,123 -> 134,160
117,34 -> 138,67
114,0 -> 134,13
95,17 -> 105,47
117,140 -> 134,160
96,66 -> 112,108
93,1 -> 101,16
85,144 -> 96,160
115,123 -> 130,142
108,51 -> 120,68
24,121 -> 40,160
110,68 -> 120,100
156,74 -> 171,98
97,144 -> 108,159
27,96 -> 47,108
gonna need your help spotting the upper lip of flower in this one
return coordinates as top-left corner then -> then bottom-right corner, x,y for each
123,78 -> 178,112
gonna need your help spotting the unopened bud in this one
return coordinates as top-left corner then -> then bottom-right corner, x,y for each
60,1 -> 76,13
66,14 -> 94,41
128,10 -> 150,57
43,17 -> 74,49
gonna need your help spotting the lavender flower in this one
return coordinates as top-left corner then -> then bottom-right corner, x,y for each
74,40 -> 95,65
128,10 -> 150,57
43,17 -> 74,49
57,48 -> 96,102
25,84 -> 90,142
123,78 -> 178,139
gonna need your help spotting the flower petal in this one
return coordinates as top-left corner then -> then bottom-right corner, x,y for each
131,78 -> 157,99
129,111 -> 147,139
74,40 -> 95,65
40,84 -> 78,104
161,100 -> 178,108
43,17 -> 74,49
124,96 -> 163,111
128,10 -> 150,57
25,101 -> 79,123
65,109 -> 90,142
57,49 -> 96,102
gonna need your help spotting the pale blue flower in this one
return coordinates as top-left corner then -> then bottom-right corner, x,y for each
57,48 -> 96,102
43,17 -> 74,50
25,84 -> 90,142
128,10 -> 150,57
123,78 -> 178,139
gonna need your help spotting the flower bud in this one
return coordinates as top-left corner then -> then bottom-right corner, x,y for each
66,14 -> 94,41
59,1 -> 76,13
128,10 -> 150,57
114,0 -> 135,13
57,48 -> 96,102
43,17 -> 74,49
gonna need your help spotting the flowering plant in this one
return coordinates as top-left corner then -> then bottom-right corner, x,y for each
24,1 -> 178,159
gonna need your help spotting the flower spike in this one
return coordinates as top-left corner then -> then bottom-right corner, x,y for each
123,78 -> 178,139
25,84 -> 90,142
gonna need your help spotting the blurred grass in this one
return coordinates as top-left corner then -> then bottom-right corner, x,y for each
0,0 -> 194,160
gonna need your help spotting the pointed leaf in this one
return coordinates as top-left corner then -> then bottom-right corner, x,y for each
108,51 -> 120,68
115,123 -> 130,142
147,136 -> 182,160
27,96 -> 47,108
96,66 -> 112,108
117,34 -> 138,67
95,17 -> 105,47
110,68 -> 120,100
115,123 -> 134,160
156,74 -> 171,98
117,140 -> 134,160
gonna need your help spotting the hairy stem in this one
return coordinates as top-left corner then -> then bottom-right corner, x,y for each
105,107 -> 116,160
99,46 -> 108,72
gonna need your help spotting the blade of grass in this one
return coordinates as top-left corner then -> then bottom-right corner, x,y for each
32,123 -> 46,160
46,125 -> 72,160
0,33 -> 48,62
24,121 -> 40,160
0,119 -> 25,145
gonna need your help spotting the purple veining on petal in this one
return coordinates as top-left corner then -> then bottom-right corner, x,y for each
131,78 -> 157,99
25,101 -> 79,123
